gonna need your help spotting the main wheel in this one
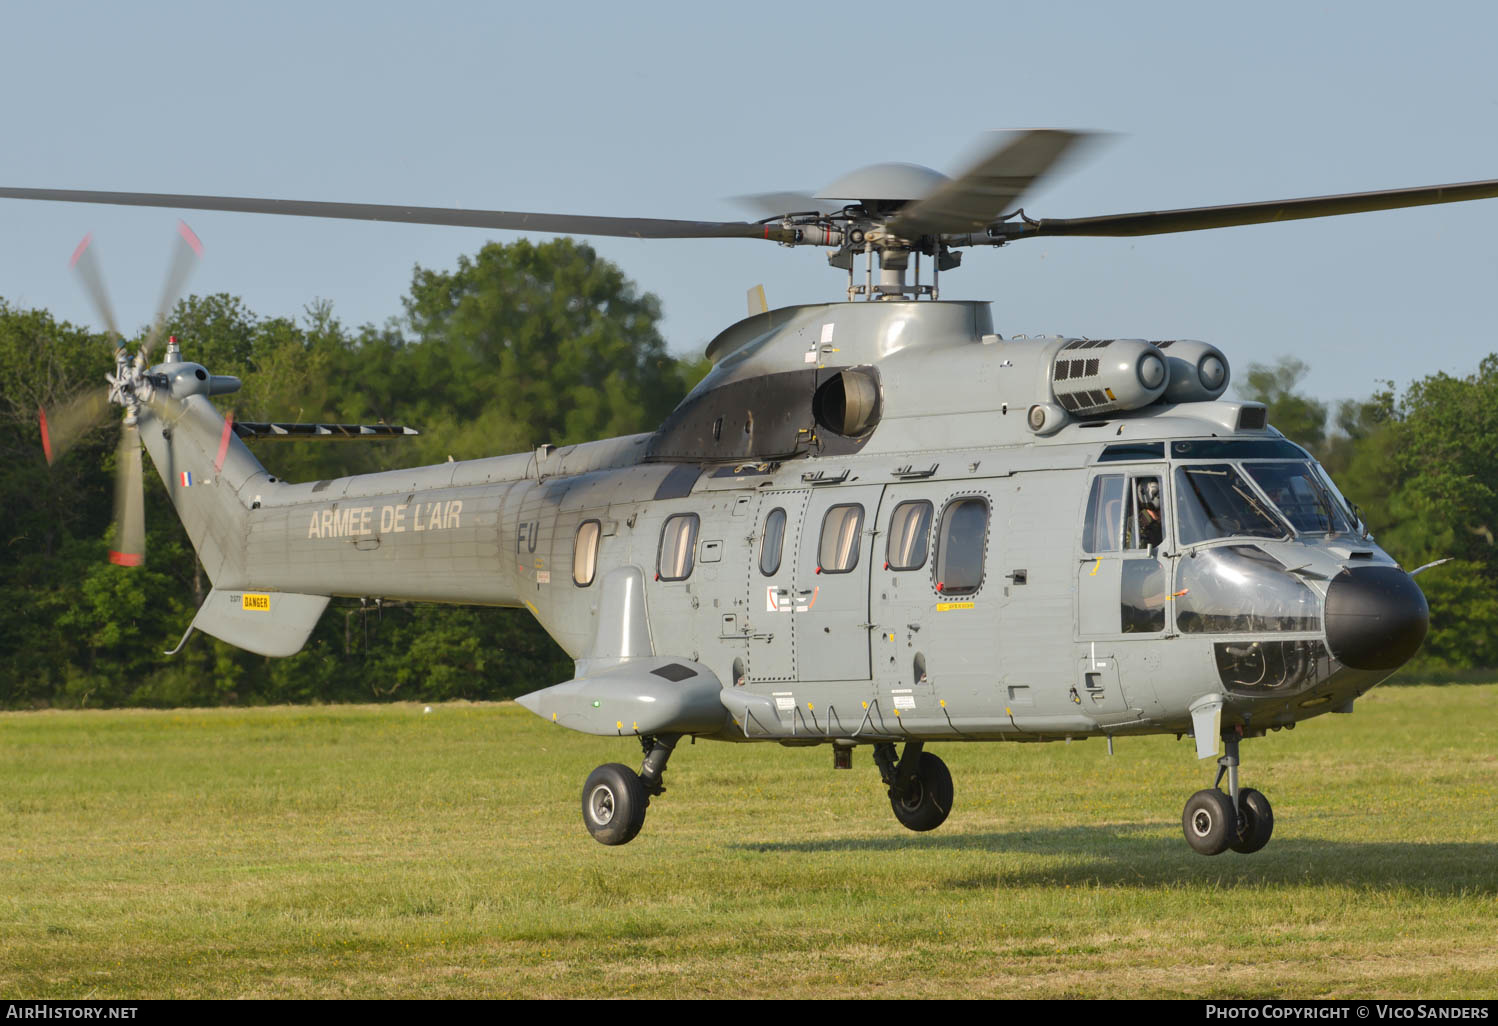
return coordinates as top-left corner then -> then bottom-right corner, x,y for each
582,763 -> 649,846
889,751 -> 954,832
1229,787 -> 1274,854
1182,788 -> 1236,855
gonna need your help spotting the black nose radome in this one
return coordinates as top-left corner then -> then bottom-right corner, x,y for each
1324,566 -> 1429,670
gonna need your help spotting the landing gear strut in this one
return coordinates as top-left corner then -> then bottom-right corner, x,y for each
581,734 -> 678,846
1182,732 -> 1274,856
874,741 -> 954,832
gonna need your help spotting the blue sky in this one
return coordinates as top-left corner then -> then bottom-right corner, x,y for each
3,1 -> 1497,408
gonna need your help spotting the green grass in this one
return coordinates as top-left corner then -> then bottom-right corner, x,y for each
2,685 -> 1496,999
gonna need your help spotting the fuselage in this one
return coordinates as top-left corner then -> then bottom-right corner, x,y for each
217,422 -> 1413,744
139,300 -> 1427,748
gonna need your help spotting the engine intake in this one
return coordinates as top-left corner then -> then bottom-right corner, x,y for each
1152,339 -> 1230,403
1049,338 -> 1168,416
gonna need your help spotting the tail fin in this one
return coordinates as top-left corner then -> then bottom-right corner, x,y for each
137,394 -> 265,586
140,396 -> 338,657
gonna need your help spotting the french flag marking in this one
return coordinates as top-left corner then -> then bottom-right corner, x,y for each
180,471 -> 194,488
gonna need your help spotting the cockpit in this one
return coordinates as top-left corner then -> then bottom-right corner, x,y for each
1081,438 -> 1424,701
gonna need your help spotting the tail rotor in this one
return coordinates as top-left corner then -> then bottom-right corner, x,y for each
40,222 -> 204,567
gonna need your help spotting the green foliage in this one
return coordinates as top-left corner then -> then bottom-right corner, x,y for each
1,240 -> 699,709
396,237 -> 690,454
1238,356 -> 1329,452
1248,354 -> 1498,671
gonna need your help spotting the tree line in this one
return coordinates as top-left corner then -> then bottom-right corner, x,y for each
1,239 -> 707,708
1,238 -> 1493,708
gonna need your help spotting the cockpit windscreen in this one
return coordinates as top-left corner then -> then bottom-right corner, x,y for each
1242,462 -> 1354,535
1174,464 -> 1289,545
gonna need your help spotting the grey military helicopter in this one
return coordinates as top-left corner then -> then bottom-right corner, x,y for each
7,131 -> 1492,854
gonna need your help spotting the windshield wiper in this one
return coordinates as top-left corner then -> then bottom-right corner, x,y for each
1231,481 -> 1287,536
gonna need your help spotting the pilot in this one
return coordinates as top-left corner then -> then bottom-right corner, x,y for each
1136,479 -> 1163,548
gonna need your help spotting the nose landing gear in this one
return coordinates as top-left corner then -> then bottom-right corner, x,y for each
1181,732 -> 1274,855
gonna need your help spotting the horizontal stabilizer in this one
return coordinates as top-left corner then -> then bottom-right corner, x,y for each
232,421 -> 419,441
191,587 -> 331,657
516,658 -> 727,736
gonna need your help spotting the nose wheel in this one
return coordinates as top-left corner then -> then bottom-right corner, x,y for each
1181,733 -> 1274,855
1228,786 -> 1274,853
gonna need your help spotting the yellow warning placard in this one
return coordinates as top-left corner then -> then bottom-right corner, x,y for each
936,601 -> 975,612
241,594 -> 271,612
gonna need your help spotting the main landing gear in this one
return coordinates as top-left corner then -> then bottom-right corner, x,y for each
1182,732 -> 1274,856
581,734 -> 678,846
873,742 -> 953,832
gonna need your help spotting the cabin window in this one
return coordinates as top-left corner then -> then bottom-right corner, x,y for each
657,513 -> 699,581
818,504 -> 864,574
935,497 -> 990,596
573,520 -> 601,587
1083,475 -> 1125,553
759,508 -> 787,576
886,501 -> 933,570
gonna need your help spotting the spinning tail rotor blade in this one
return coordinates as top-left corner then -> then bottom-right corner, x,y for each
109,421 -> 146,567
68,234 -> 123,343
141,221 -> 203,362
38,390 -> 111,464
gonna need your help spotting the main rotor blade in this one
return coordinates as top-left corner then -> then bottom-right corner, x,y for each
889,130 -> 1093,238
732,190 -> 828,220
68,234 -> 122,342
141,221 -> 203,362
109,421 -> 145,567
0,187 -> 799,242
39,390 -> 111,464
1003,178 -> 1498,239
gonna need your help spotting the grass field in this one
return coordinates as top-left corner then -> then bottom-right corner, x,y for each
1,685 -> 1495,999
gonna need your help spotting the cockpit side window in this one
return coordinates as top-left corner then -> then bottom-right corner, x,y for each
1310,462 -> 1359,527
1083,475 -> 1125,553
1124,475 -> 1164,550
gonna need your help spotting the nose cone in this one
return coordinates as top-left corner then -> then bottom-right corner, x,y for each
1324,566 -> 1429,670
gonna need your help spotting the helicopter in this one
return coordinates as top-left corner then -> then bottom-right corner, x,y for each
5,130 -> 1493,853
